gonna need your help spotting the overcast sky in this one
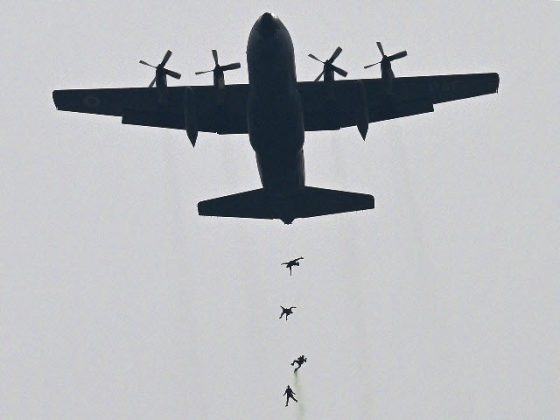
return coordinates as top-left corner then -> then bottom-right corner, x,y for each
1,1 -> 559,419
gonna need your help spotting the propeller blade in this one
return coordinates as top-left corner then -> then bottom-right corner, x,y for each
212,50 -> 219,66
364,61 -> 382,69
161,50 -> 172,67
195,70 -> 213,75
149,76 -> 156,88
220,62 -> 241,71
308,54 -> 324,63
376,42 -> 385,56
329,46 -> 343,63
139,60 -> 156,68
314,70 -> 325,82
164,69 -> 182,79
331,64 -> 348,78
388,50 -> 407,61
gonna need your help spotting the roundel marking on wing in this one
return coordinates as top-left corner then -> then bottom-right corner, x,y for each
83,95 -> 101,108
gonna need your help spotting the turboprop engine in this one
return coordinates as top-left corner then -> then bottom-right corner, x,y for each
364,42 -> 407,94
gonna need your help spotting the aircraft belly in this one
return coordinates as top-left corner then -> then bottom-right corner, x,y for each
248,89 -> 305,194
248,89 -> 304,152
256,149 -> 305,195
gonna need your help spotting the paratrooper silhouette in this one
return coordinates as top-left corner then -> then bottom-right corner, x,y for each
291,355 -> 307,372
282,257 -> 304,276
284,385 -> 298,406
279,306 -> 297,321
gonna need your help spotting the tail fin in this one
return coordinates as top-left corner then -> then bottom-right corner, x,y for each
198,187 -> 374,224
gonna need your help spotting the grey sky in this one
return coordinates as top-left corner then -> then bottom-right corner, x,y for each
1,1 -> 559,419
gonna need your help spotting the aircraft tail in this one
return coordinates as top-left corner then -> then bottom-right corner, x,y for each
198,187 -> 374,224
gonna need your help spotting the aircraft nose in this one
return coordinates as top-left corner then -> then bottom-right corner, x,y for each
257,12 -> 277,37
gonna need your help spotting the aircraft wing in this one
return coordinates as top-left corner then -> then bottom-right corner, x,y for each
52,84 -> 249,134
299,73 -> 499,131
53,73 -> 498,137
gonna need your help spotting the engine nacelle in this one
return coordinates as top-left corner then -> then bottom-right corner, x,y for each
356,81 -> 369,140
183,87 -> 198,147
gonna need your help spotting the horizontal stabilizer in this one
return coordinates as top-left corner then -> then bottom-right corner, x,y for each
198,187 -> 375,224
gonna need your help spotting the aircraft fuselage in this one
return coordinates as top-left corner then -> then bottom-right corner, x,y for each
246,13 -> 305,196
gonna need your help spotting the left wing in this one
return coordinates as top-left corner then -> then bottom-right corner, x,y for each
299,73 -> 499,132
53,84 -> 249,135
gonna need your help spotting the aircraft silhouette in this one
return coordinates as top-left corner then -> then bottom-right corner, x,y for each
282,257 -> 303,275
280,306 -> 297,320
53,13 -> 499,224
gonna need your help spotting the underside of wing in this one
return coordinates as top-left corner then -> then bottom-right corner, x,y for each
54,87 -> 152,116
52,85 -> 249,135
299,72 -> 499,132
394,73 -> 500,105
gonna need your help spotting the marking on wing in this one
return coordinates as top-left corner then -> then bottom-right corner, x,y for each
429,80 -> 460,94
83,95 -> 101,108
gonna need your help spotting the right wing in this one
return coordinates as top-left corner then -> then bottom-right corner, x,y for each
299,72 -> 499,131
53,84 -> 249,134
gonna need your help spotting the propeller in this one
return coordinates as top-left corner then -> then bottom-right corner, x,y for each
195,50 -> 241,88
364,42 -> 407,70
139,50 -> 181,88
308,47 -> 348,82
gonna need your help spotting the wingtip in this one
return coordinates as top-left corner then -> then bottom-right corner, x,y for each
488,72 -> 500,94
52,90 -> 61,109
364,194 -> 375,209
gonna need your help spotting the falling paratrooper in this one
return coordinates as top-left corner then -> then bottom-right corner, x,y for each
279,306 -> 297,321
291,355 -> 307,372
282,257 -> 304,276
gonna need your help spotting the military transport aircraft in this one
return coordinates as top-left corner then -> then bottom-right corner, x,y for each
52,12 -> 499,224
